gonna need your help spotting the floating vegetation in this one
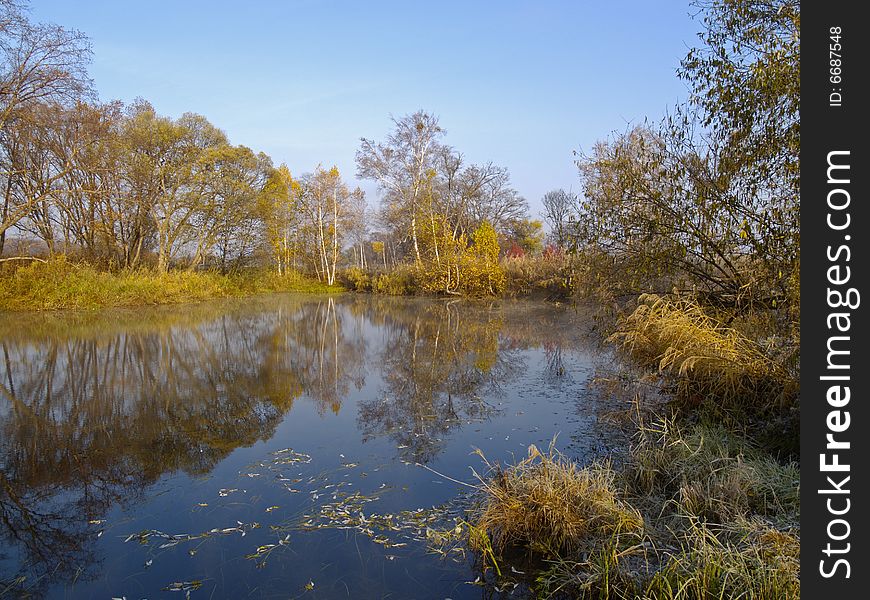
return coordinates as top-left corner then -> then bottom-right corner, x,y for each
120,445 -> 490,591
163,579 -> 203,599
245,534 -> 292,568
269,448 -> 312,465
125,521 -> 260,550
283,487 -> 471,563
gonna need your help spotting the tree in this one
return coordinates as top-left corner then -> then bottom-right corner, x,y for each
299,165 -> 363,285
541,189 -> 577,249
680,0 -> 799,194
187,144 -> 268,273
576,0 -> 800,308
259,163 -> 301,275
505,218 -> 545,255
118,105 -> 228,272
679,0 -> 800,301
357,110 -> 444,265
1,0 -> 91,254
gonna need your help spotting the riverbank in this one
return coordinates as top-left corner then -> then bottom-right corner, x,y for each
0,258 -> 343,311
456,294 -> 800,599
2,255 -> 576,312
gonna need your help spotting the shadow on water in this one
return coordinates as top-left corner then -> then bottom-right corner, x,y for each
0,294 -> 617,598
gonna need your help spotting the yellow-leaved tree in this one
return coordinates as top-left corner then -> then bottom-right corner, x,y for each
259,164 -> 302,276
464,221 -> 505,296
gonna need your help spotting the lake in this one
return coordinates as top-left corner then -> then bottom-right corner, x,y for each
0,294 -> 622,599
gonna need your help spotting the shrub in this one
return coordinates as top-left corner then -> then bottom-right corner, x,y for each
340,267 -> 372,292
373,265 -> 417,295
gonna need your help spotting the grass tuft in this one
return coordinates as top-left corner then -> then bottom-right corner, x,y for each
469,441 -> 643,558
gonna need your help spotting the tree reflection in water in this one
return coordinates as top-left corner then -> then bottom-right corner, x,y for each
0,295 -> 583,594
357,299 -> 525,463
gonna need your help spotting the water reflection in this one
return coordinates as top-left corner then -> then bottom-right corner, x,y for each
0,295 -> 593,595
358,300 -> 522,463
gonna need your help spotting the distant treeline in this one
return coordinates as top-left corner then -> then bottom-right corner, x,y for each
0,2 -> 546,286
3,0 -> 798,311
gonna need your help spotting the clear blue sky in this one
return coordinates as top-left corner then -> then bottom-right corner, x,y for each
31,1 -> 701,218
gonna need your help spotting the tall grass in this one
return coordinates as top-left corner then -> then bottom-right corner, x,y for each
501,254 -> 574,299
609,294 -> 797,416
466,421 -> 799,599
626,417 -> 799,525
644,520 -> 800,600
0,257 -> 341,311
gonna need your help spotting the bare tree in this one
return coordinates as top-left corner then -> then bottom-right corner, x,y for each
541,189 -> 578,249
0,0 -> 91,254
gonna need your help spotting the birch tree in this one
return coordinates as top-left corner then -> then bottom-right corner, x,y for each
356,110 -> 443,265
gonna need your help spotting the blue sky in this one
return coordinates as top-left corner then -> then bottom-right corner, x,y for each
30,1 -> 701,217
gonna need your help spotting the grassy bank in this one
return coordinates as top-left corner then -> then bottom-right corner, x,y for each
459,422 -> 799,599
0,258 -> 343,311
449,293 -> 800,599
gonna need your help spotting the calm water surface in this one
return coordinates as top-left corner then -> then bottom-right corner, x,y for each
0,294 -> 620,599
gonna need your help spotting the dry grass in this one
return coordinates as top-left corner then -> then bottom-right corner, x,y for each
645,519 -> 800,600
501,254 -> 574,299
469,441 -> 644,558
465,418 -> 799,599
609,294 -> 797,415
0,257 -> 342,311
626,416 -> 799,525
